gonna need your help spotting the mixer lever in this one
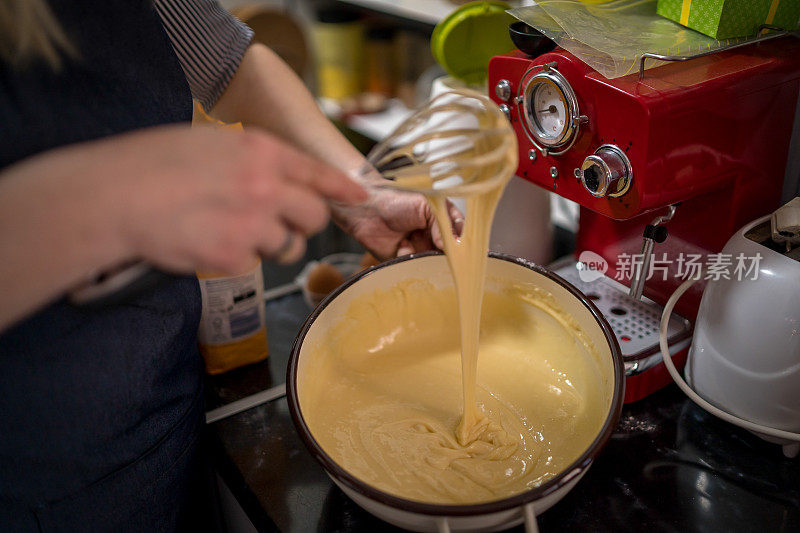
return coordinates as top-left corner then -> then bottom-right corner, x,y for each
629,205 -> 677,300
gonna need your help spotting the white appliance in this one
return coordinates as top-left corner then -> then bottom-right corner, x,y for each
662,198 -> 800,458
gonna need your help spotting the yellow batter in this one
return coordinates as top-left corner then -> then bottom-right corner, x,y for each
299,93 -> 606,504
299,280 -> 608,504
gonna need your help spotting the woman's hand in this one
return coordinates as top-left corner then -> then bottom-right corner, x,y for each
331,170 -> 464,260
102,125 -> 366,272
0,125 -> 365,330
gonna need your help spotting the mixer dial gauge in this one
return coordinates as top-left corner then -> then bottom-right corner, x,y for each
532,84 -> 567,140
518,66 -> 585,155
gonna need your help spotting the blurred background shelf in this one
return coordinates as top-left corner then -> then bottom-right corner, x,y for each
335,0 -> 452,25
334,0 -> 535,26
318,97 -> 413,141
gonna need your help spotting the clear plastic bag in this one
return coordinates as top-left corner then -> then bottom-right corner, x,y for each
509,0 -> 747,79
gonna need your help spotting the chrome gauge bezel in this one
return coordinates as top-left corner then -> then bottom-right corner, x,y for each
517,66 -> 583,156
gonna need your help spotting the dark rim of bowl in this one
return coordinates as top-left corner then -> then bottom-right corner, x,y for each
286,251 -> 625,517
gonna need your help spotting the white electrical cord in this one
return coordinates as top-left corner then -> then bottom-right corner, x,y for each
659,277 -> 800,441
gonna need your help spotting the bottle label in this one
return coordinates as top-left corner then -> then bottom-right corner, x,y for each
197,265 -> 265,345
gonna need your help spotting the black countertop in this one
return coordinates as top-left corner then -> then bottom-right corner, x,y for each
206,293 -> 800,532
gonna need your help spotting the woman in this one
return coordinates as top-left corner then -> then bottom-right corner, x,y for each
0,0 -> 454,529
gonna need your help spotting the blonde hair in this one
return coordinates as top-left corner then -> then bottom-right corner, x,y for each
0,0 -> 78,69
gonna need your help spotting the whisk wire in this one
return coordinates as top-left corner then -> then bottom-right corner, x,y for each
363,90 -> 518,196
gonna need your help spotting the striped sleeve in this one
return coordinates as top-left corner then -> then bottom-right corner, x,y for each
154,0 -> 254,110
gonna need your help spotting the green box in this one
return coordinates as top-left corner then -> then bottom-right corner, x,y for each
657,0 -> 800,40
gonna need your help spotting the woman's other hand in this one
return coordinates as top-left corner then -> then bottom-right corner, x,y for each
331,170 -> 464,260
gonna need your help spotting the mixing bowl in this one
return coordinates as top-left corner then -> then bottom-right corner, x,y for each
287,252 -> 624,532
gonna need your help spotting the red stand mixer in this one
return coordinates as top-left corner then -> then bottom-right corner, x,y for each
488,31 -> 800,402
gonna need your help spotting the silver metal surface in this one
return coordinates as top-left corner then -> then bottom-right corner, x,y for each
528,148 -> 537,162
69,262 -> 151,305
364,90 -> 516,197
625,339 -> 692,377
262,281 -> 301,301
205,383 -> 287,424
554,261 -> 692,366
499,103 -> 511,120
629,238 -> 654,300
515,62 -> 585,156
576,144 -> 632,198
638,25 -> 797,80
495,79 -> 512,101
650,205 -> 678,227
550,166 -> 559,178
629,205 -> 677,300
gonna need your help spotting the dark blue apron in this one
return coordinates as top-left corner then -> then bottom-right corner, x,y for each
0,1 -> 206,530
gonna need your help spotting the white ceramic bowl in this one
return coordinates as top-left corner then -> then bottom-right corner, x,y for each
287,252 -> 624,532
